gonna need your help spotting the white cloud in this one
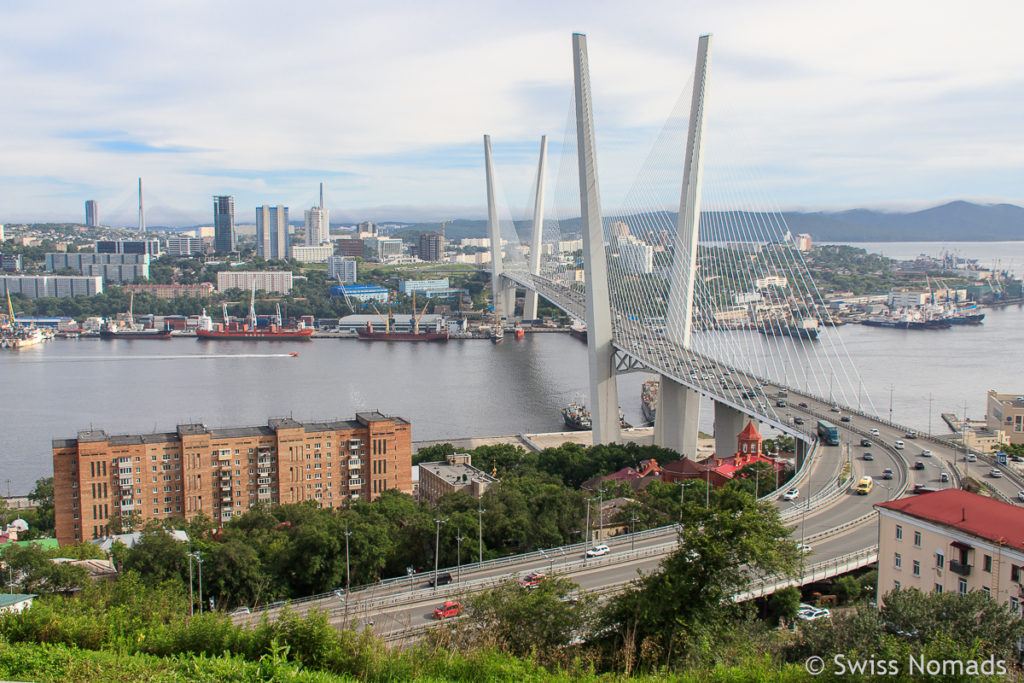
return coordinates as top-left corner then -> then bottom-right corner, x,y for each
1,0 -> 1022,225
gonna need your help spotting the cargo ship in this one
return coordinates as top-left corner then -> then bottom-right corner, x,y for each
569,322 -> 587,343
100,293 -> 172,339
490,326 -> 504,343
356,293 -> 449,342
562,399 -> 591,431
757,315 -> 819,340
196,286 -> 314,341
860,308 -> 951,330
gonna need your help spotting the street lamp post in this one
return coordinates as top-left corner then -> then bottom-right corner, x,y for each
584,497 -> 592,551
344,521 -> 352,594
678,481 -> 695,522
477,507 -> 485,564
928,393 -> 933,438
433,518 -> 447,592
191,551 -> 203,615
889,384 -> 894,424
188,551 -> 194,616
962,401 -> 969,486
455,528 -> 465,584
630,514 -> 639,551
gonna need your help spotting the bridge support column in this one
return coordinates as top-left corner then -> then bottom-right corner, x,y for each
654,377 -> 700,457
523,136 -> 547,322
795,438 -> 809,471
714,401 -> 756,458
573,33 -> 618,444
501,285 -> 517,321
484,135 -> 506,323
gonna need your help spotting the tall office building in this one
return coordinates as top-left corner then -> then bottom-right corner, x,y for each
213,196 -> 235,254
85,200 -> 98,227
304,182 -> 329,246
256,205 -> 289,260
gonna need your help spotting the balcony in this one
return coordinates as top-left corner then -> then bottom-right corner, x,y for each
950,561 -> 972,576
119,477 -> 134,489
348,478 -> 363,488
348,459 -> 362,468
258,465 -> 271,474
258,477 -> 271,486
119,501 -> 135,512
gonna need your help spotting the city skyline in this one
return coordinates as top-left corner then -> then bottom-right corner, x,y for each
1,1 -> 1022,226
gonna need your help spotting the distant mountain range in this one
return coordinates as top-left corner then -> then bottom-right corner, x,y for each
398,201 -> 1024,243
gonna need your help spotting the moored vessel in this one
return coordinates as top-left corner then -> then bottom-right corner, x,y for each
562,398 -> 591,431
197,285 -> 314,341
100,293 -> 172,339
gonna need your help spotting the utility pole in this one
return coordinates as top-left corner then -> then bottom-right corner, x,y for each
188,551 -> 194,616
192,552 -> 203,615
630,514 -> 639,551
433,518 -> 447,592
963,401 -> 969,486
889,384 -> 894,424
477,507 -> 485,564
584,497 -> 592,550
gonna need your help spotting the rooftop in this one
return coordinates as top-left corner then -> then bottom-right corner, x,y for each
875,489 -> 1024,554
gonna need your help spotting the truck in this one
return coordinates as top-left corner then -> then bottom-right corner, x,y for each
817,419 -> 840,446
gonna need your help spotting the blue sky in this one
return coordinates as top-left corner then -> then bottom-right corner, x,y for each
1,0 -> 1022,226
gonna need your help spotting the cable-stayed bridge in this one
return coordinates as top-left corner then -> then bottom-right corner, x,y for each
486,33 -> 871,459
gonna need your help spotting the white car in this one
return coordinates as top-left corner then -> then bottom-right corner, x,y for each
870,428 -> 880,436
893,440 -> 905,450
965,454 -> 977,462
783,488 -> 799,501
798,607 -> 831,621
796,543 -> 813,555
990,469 -> 1003,478
1017,490 -> 1024,503
585,543 -> 610,558
920,449 -> 932,457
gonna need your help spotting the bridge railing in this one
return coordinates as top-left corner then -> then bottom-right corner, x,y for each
733,546 -> 879,603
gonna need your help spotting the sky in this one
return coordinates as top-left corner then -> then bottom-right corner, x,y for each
1,0 -> 1022,227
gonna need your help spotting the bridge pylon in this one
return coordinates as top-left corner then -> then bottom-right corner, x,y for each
573,33 -> 619,445
523,136 -> 548,322
654,34 -> 712,456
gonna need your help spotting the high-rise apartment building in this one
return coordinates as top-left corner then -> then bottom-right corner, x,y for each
327,256 -> 358,283
418,233 -> 444,261
215,270 -> 293,294
213,196 -> 236,254
85,200 -> 98,227
52,411 -> 413,545
46,253 -> 150,284
95,239 -> 161,256
256,206 -> 289,260
304,182 -> 329,246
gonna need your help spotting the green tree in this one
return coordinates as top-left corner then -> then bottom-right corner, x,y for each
833,575 -> 861,605
766,586 -> 800,627
602,488 -> 799,667
121,524 -> 190,586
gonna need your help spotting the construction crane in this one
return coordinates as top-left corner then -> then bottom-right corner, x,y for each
439,219 -> 452,241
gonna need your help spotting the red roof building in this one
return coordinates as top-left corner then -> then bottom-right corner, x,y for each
701,421 -> 786,479
874,489 -> 1024,611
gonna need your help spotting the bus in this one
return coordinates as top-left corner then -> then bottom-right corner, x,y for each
817,419 -> 839,446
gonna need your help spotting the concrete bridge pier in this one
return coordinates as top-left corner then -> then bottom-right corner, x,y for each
654,376 -> 700,457
714,401 -> 757,460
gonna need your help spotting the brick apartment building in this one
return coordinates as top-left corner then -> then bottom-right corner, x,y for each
52,411 -> 412,545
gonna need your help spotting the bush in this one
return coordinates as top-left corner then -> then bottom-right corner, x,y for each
833,576 -> 861,605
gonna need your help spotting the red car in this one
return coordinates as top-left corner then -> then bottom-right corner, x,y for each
518,571 -> 546,589
433,601 -> 461,619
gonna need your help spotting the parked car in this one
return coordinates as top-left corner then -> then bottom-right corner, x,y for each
794,417 -> 805,425
433,601 -> 462,619
882,468 -> 894,480
860,438 -> 872,447
585,544 -> 610,558
914,461 -> 925,470
799,607 -> 831,621
870,428 -> 880,436
1010,454 -> 1023,462
428,572 -> 453,587
783,488 -> 799,501
863,452 -> 874,461
518,571 -> 546,589
990,469 -> 1003,478
799,402 -> 809,408
920,449 -> 932,457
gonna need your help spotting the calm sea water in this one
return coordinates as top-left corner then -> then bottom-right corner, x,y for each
3,241 -> 1022,496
